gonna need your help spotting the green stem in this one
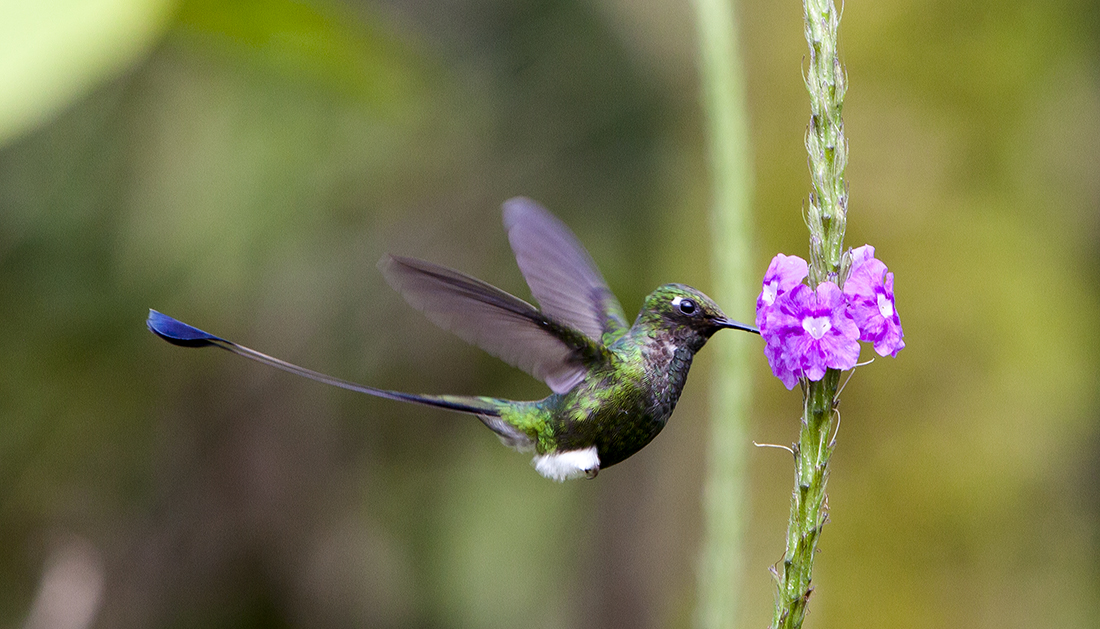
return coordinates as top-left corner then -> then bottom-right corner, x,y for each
771,0 -> 849,627
692,0 -> 755,627
771,371 -> 840,628
802,0 -> 848,286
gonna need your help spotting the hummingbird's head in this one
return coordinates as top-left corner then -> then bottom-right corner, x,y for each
636,284 -> 759,352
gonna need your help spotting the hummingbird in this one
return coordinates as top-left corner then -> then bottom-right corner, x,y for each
147,198 -> 759,481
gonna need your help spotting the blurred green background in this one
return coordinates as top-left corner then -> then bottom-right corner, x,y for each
1,0 -> 1098,627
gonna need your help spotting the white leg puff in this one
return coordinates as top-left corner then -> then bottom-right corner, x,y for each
533,446 -> 600,482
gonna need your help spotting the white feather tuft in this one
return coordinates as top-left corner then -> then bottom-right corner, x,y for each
533,447 -> 600,482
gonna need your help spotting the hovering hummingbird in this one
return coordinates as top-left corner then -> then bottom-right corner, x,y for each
148,198 -> 758,481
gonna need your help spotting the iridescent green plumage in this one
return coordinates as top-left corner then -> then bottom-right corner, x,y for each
469,283 -> 741,476
147,199 -> 758,481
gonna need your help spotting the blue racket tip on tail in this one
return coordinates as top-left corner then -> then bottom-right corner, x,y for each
146,310 -> 223,347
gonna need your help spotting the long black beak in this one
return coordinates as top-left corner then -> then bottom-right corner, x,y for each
717,318 -> 760,335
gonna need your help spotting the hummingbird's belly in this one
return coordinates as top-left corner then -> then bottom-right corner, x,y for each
556,395 -> 676,469
538,347 -> 691,470
594,411 -> 668,468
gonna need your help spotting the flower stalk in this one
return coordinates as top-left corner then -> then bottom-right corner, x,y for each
802,0 -> 848,287
771,370 -> 839,629
770,0 -> 848,626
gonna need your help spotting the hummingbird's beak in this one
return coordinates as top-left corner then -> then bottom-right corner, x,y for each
716,318 -> 760,335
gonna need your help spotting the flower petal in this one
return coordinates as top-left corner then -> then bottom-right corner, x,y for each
756,254 -> 809,328
843,247 -> 904,356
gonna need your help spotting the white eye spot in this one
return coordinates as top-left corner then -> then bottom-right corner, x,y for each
672,296 -> 697,315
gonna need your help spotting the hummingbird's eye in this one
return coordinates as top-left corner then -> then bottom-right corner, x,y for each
674,297 -> 697,315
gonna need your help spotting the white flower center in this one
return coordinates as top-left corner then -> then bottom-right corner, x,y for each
802,316 -> 831,340
877,292 -> 894,319
762,280 -> 778,305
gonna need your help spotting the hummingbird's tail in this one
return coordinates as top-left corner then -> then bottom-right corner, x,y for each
145,310 -> 506,419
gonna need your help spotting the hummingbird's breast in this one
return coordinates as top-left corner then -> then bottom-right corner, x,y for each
640,338 -> 695,420
544,337 -> 696,469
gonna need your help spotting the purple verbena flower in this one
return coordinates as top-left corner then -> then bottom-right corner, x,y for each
756,253 -> 809,329
761,281 -> 861,390
843,245 -> 905,357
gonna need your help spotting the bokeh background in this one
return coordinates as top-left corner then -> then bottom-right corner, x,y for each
2,0 -> 1098,627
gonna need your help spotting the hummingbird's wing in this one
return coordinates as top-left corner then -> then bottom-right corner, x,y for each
502,198 -> 629,345
379,255 -> 610,394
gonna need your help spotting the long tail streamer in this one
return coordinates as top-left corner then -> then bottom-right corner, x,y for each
146,310 -> 499,416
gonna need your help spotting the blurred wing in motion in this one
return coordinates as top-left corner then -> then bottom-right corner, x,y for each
503,197 -> 629,344
379,255 -> 609,394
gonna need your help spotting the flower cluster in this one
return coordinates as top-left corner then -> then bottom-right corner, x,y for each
757,246 -> 904,390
